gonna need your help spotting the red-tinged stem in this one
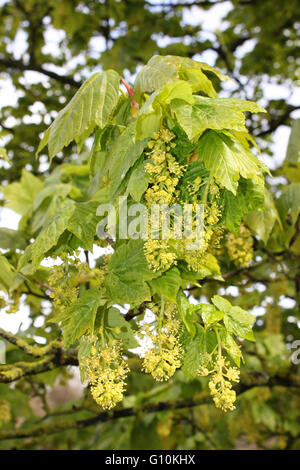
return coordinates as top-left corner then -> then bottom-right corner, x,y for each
121,77 -> 134,96
121,77 -> 139,108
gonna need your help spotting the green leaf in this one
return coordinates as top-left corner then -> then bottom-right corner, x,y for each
18,198 -> 75,270
203,96 -> 265,115
108,239 -> 159,282
180,67 -> 218,96
33,183 -> 77,211
283,119 -> 300,182
172,96 -> 265,141
285,118 -> 300,166
136,81 -> 194,140
245,188 -> 280,244
31,185 -> 79,235
198,130 -> 265,194
0,255 -> 15,293
128,161 -> 149,202
0,228 -> 27,250
211,295 -> 232,313
135,108 -> 162,142
224,306 -> 255,341
189,60 -> 229,82
197,304 -> 224,328
238,177 -> 265,213
212,295 -> 255,341
134,55 -> 228,98
105,307 -> 139,349
156,80 -> 194,105
179,253 -> 222,282
221,190 -> 244,234
277,183 -> 300,226
176,289 -> 196,336
67,201 -> 99,250
61,288 -> 107,347
182,325 -> 207,379
37,70 -> 120,160
78,336 -> 93,382
2,169 -> 44,216
105,240 -> 158,304
135,91 -> 162,140
105,272 -> 151,304
149,267 -> 181,302
221,179 -> 265,235
182,325 -> 217,379
172,127 -> 198,164
171,100 -> 205,141
95,121 -> 148,200
134,55 -> 179,97
219,329 -> 242,367
276,182 -> 300,246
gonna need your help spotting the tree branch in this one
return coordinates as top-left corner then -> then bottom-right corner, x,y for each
0,353 -> 77,383
144,1 -> 254,8
0,393 -> 211,441
254,105 -> 300,138
0,371 -> 298,441
124,302 -> 149,321
0,331 -> 78,383
24,281 -> 51,300
187,260 -> 267,291
0,328 -> 61,358
0,58 -> 81,88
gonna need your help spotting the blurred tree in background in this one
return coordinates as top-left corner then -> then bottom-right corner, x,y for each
0,0 -> 299,450
0,0 -> 299,183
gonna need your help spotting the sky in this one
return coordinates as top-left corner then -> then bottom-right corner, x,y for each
0,0 -> 299,335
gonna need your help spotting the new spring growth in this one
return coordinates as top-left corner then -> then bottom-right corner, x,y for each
142,299 -> 183,381
83,337 -> 129,410
143,125 -> 225,273
226,225 -> 253,267
198,329 -> 240,412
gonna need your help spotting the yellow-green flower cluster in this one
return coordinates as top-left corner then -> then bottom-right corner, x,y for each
49,264 -> 78,315
144,239 -> 177,272
143,127 -> 186,271
182,245 -> 207,272
144,128 -> 184,204
185,176 -> 203,202
143,126 -> 226,274
142,302 -> 183,381
84,339 -> 129,410
226,225 -> 253,267
206,201 -> 222,225
0,289 -> 21,314
48,252 -> 103,316
198,355 -> 240,412
174,200 -> 223,272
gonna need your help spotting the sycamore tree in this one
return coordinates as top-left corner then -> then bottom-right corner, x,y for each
0,53 -> 299,451
0,0 -> 299,452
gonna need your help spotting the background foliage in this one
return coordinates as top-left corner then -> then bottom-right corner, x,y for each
0,0 -> 299,450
